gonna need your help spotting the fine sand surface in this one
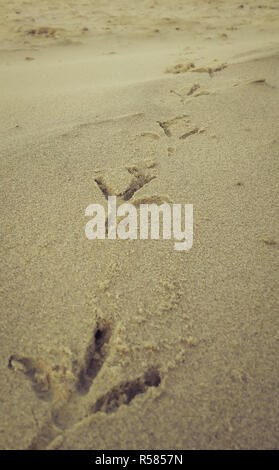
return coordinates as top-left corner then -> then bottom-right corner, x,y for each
0,0 -> 279,450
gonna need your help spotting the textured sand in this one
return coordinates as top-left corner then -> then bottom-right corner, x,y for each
0,0 -> 279,449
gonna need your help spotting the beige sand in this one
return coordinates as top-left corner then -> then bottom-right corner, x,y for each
0,0 -> 278,450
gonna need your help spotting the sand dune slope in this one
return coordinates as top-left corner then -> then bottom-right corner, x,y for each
0,0 -> 279,449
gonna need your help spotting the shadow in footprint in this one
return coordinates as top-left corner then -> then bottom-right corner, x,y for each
91,367 -> 161,414
77,321 -> 112,394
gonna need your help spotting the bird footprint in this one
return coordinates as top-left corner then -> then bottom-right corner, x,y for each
8,318 -> 161,449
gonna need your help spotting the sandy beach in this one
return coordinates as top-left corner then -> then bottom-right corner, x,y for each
0,0 -> 279,449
